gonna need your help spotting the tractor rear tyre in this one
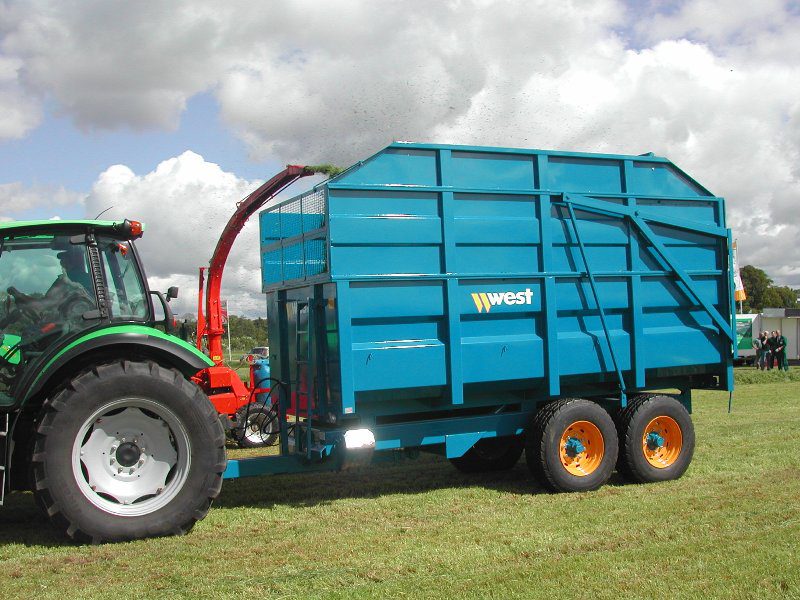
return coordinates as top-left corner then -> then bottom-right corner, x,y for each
526,398 -> 618,492
615,394 -> 695,483
449,435 -> 524,473
31,360 -> 226,543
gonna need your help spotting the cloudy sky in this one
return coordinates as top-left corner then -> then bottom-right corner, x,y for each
1,0 -> 798,316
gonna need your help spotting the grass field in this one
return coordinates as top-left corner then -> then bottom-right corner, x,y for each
1,375 -> 798,599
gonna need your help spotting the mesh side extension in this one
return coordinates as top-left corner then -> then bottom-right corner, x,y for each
262,212 -> 281,242
262,248 -> 283,286
303,238 -> 326,277
302,189 -> 326,233
261,187 -> 328,287
283,242 -> 304,281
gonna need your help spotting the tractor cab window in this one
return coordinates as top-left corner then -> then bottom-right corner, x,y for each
98,237 -> 149,321
0,233 -> 99,398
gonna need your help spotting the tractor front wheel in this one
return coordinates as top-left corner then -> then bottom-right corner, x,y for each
31,360 -> 226,543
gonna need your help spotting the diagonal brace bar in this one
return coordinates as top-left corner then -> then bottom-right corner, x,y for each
630,215 -> 734,343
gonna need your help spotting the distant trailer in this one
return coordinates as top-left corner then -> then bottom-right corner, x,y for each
735,313 -> 760,364
226,142 -> 735,493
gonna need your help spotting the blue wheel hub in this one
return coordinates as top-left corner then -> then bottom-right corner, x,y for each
564,437 -> 586,457
646,431 -> 665,450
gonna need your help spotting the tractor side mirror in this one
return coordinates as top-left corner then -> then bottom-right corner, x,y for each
150,290 -> 177,334
166,286 -> 179,302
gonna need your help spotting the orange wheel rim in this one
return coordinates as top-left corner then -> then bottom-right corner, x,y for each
642,416 -> 682,468
559,420 -> 604,476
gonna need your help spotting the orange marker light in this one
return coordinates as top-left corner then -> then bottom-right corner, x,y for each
129,220 -> 143,237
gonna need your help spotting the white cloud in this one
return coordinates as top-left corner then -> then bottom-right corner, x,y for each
0,55 -> 41,139
214,0 -> 627,164
1,0 -> 231,131
0,181 -> 84,220
84,151 -> 321,316
1,0 -> 799,286
633,0 -> 790,48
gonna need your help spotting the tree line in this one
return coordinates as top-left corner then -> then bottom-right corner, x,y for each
177,314 -> 269,352
739,265 -> 799,313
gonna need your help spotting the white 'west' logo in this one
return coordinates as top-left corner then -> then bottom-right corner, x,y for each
471,289 -> 533,313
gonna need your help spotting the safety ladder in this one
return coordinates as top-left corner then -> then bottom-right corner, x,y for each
290,300 -> 331,461
0,413 -> 9,506
291,301 -> 317,460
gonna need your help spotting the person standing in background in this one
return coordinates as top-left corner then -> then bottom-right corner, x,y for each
754,331 -> 768,370
766,331 -> 778,370
774,329 -> 789,371
179,319 -> 190,341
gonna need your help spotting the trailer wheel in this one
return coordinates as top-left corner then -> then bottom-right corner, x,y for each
232,402 -> 279,448
616,394 -> 694,483
526,398 -> 618,492
30,360 -> 226,543
449,435 -> 524,473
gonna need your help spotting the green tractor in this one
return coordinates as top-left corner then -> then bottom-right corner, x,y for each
0,219 -> 226,543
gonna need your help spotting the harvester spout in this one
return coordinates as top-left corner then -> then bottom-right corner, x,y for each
196,165 -> 315,363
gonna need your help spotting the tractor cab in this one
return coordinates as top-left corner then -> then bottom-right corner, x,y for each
0,219 -> 160,406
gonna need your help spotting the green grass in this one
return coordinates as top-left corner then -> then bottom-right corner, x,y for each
1,382 -> 799,599
734,365 -> 800,384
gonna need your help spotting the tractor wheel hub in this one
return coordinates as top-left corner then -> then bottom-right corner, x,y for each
115,442 -> 142,467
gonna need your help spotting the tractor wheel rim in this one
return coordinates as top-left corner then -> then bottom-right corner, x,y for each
71,398 -> 191,517
559,420 -> 604,477
641,415 -> 682,469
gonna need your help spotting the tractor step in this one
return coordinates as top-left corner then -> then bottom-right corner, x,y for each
0,413 -> 8,506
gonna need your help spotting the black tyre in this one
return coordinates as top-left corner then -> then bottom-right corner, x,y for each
449,435 -> 524,473
615,394 -> 694,483
525,398 -> 618,492
31,360 -> 226,543
232,401 -> 279,448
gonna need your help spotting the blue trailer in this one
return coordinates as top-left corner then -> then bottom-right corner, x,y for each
227,142 -> 735,493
